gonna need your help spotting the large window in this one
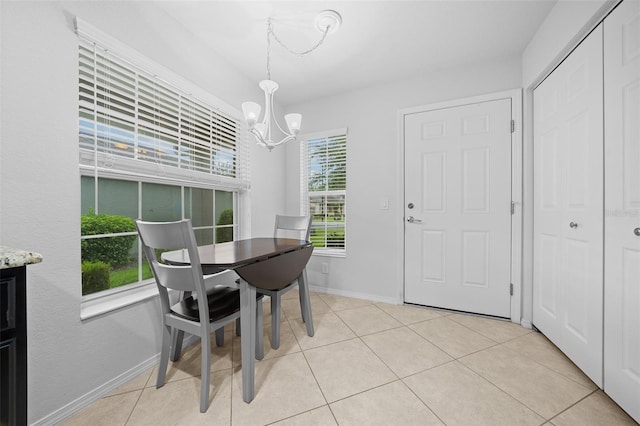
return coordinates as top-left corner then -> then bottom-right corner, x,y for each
301,130 -> 347,256
77,19 -> 248,298
80,178 -> 236,296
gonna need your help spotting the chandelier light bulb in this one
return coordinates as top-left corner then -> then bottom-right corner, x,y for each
285,113 -> 302,134
241,102 -> 262,127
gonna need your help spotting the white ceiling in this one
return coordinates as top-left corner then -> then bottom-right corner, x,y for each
157,0 -> 557,106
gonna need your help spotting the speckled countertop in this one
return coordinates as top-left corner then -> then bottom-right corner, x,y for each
0,246 -> 43,269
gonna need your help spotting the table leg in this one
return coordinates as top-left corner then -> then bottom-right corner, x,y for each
239,279 -> 256,403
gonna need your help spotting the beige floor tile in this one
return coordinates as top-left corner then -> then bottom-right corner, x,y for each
152,331 -> 234,382
550,390 -> 638,426
362,327 -> 452,378
230,352 -> 326,426
409,316 -> 496,358
290,311 -> 356,350
404,361 -> 544,426
127,370 -> 232,425
232,320 -> 301,362
282,287 -> 300,300
449,313 -> 531,343
107,367 -> 153,396
318,293 -> 373,311
282,294 -> 331,320
304,338 -> 397,403
503,331 -> 598,390
375,302 -> 445,325
271,405 -> 337,426
61,390 -> 140,426
335,305 -> 403,336
330,380 -> 443,426
460,345 -> 594,419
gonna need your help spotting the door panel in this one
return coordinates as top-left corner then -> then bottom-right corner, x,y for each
405,98 -> 512,317
538,234 -> 559,317
423,152 -> 446,212
533,24 -> 604,386
604,0 -> 640,422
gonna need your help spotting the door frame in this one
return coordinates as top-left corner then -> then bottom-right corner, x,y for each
397,89 -> 523,324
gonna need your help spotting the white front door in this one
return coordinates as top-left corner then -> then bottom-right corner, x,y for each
404,98 -> 512,318
533,25 -> 604,386
604,0 -> 640,421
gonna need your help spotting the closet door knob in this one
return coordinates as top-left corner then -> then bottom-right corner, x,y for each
569,222 -> 578,229
634,228 -> 640,236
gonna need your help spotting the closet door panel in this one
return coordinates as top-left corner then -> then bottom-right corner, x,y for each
604,0 -> 640,422
533,24 -> 604,387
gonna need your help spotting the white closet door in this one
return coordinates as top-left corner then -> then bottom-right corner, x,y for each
533,25 -> 604,386
604,0 -> 640,422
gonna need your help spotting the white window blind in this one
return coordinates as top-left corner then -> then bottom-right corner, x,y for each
76,18 -> 250,191
300,129 -> 347,255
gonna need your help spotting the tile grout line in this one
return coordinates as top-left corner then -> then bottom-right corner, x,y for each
285,313 -> 338,425
545,388 -> 600,424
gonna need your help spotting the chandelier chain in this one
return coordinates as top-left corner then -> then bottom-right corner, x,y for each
265,17 -> 330,79
266,20 -> 272,80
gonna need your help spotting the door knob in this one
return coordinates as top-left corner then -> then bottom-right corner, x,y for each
634,228 -> 640,236
569,222 -> 578,229
407,216 -> 422,223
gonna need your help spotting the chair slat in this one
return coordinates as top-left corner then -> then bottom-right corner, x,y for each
153,261 -> 197,292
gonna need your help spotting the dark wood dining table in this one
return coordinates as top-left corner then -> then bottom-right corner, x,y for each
162,237 -> 313,403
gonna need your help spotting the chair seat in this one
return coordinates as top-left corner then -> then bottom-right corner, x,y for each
171,286 -> 262,323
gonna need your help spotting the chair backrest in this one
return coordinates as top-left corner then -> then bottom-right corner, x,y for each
274,214 -> 312,241
136,219 -> 209,321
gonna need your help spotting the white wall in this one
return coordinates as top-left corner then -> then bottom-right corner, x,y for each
284,56 -> 522,303
520,0 -> 616,326
0,1 -> 284,423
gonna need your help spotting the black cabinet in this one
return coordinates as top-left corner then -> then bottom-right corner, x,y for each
1,266 -> 27,426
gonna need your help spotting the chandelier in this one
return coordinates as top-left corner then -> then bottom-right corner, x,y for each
242,10 -> 342,150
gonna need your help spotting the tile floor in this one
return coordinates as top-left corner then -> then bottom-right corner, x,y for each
63,291 -> 638,426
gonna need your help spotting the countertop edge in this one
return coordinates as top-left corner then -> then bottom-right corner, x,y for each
0,246 -> 44,269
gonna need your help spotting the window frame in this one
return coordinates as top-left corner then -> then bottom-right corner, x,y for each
300,128 -> 348,257
76,18 -> 250,318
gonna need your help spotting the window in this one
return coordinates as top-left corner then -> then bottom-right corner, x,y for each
301,129 -> 347,256
77,19 -> 249,300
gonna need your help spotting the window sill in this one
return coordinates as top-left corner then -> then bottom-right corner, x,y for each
312,250 -> 346,258
81,281 -> 158,320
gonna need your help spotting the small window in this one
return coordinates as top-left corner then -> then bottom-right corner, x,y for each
300,130 -> 347,256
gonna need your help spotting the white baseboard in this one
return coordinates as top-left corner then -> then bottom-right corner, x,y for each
309,285 -> 402,305
521,318 -> 533,329
32,354 -> 159,426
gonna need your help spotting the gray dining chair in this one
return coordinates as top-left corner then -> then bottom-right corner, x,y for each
135,219 -> 263,413
257,214 -> 314,349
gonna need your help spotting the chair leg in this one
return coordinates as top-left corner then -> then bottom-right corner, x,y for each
298,268 -> 314,337
171,291 -> 189,361
271,294 -> 282,349
157,324 -> 172,388
256,300 -> 264,360
199,331 -> 211,413
235,317 -> 241,336
215,327 -> 225,347
297,281 -> 305,323
170,329 -> 185,362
